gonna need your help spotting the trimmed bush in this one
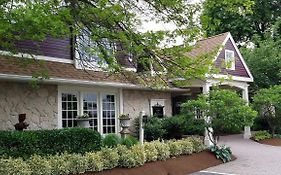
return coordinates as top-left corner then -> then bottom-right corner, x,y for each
152,140 -> 170,161
144,117 -> 166,141
121,136 -> 138,148
102,134 -> 121,148
163,116 -> 185,139
143,142 -> 158,162
0,137 -> 206,174
99,147 -> 119,170
253,130 -> 271,141
85,152 -> 104,172
189,137 -> 206,153
0,128 -> 102,158
117,145 -> 145,168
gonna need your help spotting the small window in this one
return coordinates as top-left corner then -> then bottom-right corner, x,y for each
225,50 -> 235,70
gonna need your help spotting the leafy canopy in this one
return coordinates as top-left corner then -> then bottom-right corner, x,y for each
182,89 -> 257,142
0,0 -> 217,87
201,0 -> 281,43
252,85 -> 281,135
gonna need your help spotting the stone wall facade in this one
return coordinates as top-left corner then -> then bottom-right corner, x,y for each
0,81 -> 58,130
123,89 -> 172,121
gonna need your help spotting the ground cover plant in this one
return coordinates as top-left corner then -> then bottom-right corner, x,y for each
0,137 -> 205,175
252,130 -> 271,141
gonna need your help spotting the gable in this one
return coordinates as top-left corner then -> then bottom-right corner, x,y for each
214,38 -> 250,78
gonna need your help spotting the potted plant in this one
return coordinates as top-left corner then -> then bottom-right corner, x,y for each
76,113 -> 90,128
119,114 -> 131,128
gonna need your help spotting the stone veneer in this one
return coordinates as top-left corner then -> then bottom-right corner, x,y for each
123,89 -> 172,121
0,81 -> 58,130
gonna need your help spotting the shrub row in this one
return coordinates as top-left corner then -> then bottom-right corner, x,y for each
0,137 -> 205,175
102,134 -> 138,148
0,128 -> 102,159
135,115 -> 205,141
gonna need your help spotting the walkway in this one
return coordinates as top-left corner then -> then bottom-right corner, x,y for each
193,134 -> 281,175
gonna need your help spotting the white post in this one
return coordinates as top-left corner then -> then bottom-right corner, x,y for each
202,83 -> 214,147
139,111 -> 145,145
242,86 -> 251,139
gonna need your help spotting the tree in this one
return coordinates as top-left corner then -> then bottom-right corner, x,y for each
0,0 -> 216,87
241,37 -> 281,92
201,0 -> 281,43
252,85 -> 281,136
182,89 -> 257,145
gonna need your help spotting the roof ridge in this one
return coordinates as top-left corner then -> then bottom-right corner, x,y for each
198,32 -> 229,42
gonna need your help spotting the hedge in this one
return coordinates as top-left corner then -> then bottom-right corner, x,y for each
0,128 -> 102,159
0,137 -> 206,175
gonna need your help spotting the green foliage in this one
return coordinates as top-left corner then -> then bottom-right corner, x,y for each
144,117 -> 166,141
253,85 -> 281,135
163,115 -> 185,139
182,89 -> 257,144
99,147 -> 119,170
253,130 -> 272,141
153,140 -> 171,161
188,137 -> 206,153
102,134 -> 121,148
121,136 -> 139,148
143,143 -> 158,162
84,152 -> 104,172
181,114 -> 205,136
0,0 -> 215,87
0,137 -> 206,174
242,38 -> 281,91
252,117 -> 270,131
116,145 -> 145,168
209,145 -> 232,163
201,0 -> 281,43
0,128 -> 102,159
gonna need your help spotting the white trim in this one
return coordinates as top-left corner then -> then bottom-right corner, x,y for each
150,99 -> 166,116
212,74 -> 253,82
222,33 -> 254,81
200,170 -> 237,175
225,49 -> 235,70
0,50 -> 73,64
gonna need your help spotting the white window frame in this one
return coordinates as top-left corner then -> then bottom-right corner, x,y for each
58,86 -> 119,135
225,49 -> 235,70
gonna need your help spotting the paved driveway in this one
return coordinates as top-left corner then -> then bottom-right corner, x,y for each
193,134 -> 281,175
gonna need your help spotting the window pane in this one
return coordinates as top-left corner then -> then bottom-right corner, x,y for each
61,93 -> 78,128
102,94 -> 116,134
83,93 -> 98,130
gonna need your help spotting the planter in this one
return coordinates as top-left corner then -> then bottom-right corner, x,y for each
76,118 -> 90,128
119,118 -> 131,128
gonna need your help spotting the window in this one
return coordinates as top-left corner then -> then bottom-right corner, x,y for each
60,91 -> 117,134
102,94 -> 116,134
83,93 -> 98,131
61,93 -> 78,128
225,50 -> 235,70
76,29 -> 114,70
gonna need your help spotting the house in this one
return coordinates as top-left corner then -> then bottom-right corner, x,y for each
0,32 -> 253,139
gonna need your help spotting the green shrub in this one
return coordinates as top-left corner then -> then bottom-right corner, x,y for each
143,142 -> 158,162
163,116 -> 185,139
177,139 -> 194,155
85,152 -> 104,172
64,153 -> 89,174
144,117 -> 166,141
102,134 -> 121,148
209,145 -> 232,163
167,140 -> 183,157
0,128 -> 102,158
121,136 -> 139,148
99,147 -> 119,170
117,145 -> 145,168
0,158 -> 32,175
188,137 -> 206,153
48,154 -> 71,175
183,116 -> 205,136
253,130 -> 272,141
152,140 -> 170,161
252,117 -> 270,131
27,155 -> 52,175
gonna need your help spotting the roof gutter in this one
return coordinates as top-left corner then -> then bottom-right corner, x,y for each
0,73 -> 188,92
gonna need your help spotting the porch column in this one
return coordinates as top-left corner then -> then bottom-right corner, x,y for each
202,83 -> 214,147
242,86 -> 251,139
